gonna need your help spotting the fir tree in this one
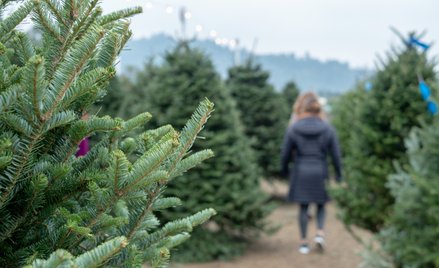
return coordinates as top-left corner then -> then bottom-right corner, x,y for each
142,44 -> 273,261
281,80 -> 300,112
330,84 -> 368,156
0,0 -> 16,12
99,75 -> 133,119
96,76 -> 135,119
331,33 -> 437,232
227,60 -> 289,178
379,118 -> 439,267
96,64 -> 154,120
0,1 -> 216,267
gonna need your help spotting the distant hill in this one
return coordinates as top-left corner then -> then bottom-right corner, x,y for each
119,33 -> 371,93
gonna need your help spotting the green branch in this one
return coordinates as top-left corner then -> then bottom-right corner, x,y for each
43,27 -> 105,120
42,0 -> 68,28
50,0 -> 99,76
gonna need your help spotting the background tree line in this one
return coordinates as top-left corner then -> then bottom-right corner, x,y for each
97,43 -> 301,261
0,0 -> 299,266
330,32 -> 439,267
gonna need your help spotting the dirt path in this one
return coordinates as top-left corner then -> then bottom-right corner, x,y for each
173,181 -> 370,268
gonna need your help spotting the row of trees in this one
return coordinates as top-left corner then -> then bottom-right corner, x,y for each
331,32 -> 439,267
0,0 -> 304,265
0,0 -> 301,266
98,44 -> 300,261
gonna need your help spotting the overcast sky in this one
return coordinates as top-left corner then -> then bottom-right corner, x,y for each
103,0 -> 438,68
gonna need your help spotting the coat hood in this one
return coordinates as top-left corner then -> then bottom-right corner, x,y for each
293,117 -> 327,137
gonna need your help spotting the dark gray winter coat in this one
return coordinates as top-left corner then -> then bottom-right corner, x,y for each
281,116 -> 342,203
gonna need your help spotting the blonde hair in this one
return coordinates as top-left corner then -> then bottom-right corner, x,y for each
290,92 -> 326,123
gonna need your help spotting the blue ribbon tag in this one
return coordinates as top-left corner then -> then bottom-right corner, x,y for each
419,81 -> 431,100
409,36 -> 430,51
427,100 -> 438,115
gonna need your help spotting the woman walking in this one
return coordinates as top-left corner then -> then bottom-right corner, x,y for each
281,92 -> 342,254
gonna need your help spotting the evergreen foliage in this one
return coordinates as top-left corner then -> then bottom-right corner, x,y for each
0,0 -> 17,16
0,1 -> 216,267
330,85 -> 368,156
226,61 -> 289,178
95,76 -> 134,119
96,67 -> 151,120
330,34 -> 437,233
141,44 -> 273,262
379,118 -> 439,267
281,81 -> 300,112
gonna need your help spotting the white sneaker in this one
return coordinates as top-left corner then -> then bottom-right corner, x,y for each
298,244 -> 310,254
314,235 -> 325,252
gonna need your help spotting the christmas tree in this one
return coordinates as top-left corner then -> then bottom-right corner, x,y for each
281,81 -> 300,114
330,84 -> 368,156
96,63 -> 156,120
379,118 -> 439,267
142,44 -> 273,261
227,60 -> 289,178
331,32 -> 437,233
0,1 -> 216,267
95,76 -> 135,119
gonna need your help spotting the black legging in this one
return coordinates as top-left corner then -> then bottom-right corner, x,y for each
299,203 -> 325,239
